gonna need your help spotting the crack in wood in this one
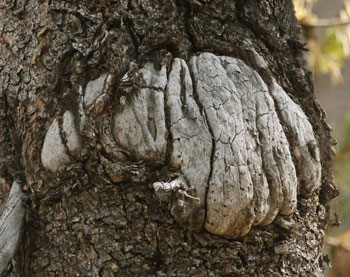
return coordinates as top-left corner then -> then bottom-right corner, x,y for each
40,51 -> 321,238
0,181 -> 25,275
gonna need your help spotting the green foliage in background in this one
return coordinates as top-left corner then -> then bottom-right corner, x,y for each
328,115 -> 350,234
294,0 -> 350,83
294,1 -> 350,237
334,157 -> 350,229
338,114 -> 350,154
310,28 -> 346,82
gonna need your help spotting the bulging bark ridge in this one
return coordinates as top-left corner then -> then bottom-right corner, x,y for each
41,51 -> 321,238
0,0 -> 337,275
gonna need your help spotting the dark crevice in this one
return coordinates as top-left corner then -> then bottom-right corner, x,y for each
264,83 -> 302,196
124,0 -> 140,60
153,227 -> 166,273
237,251 -> 248,267
162,58 -> 176,172
97,114 -> 131,163
175,0 -> 196,55
179,61 -> 187,108
124,24 -> 139,57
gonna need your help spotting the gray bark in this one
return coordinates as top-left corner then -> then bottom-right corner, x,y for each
0,0 -> 338,276
0,182 -> 25,275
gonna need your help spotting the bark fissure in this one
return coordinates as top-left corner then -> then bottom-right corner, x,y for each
175,0 -> 195,54
187,58 -> 216,232
38,52 -> 320,238
0,0 -> 336,275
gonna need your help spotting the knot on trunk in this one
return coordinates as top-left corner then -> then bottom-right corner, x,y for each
40,52 -> 321,238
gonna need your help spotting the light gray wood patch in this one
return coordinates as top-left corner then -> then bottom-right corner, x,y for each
40,52 -> 321,238
165,58 -> 212,229
0,182 -> 25,275
113,63 -> 168,165
271,80 -> 321,195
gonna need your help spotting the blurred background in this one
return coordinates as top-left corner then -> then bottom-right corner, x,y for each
294,0 -> 350,275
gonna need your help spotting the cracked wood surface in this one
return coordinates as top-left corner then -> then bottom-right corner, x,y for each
0,0 -> 336,275
40,52 -> 320,238
0,182 -> 25,275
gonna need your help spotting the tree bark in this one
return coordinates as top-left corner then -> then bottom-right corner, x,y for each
0,0 -> 338,276
0,182 -> 25,275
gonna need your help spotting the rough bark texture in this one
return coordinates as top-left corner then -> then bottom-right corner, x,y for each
0,0 -> 338,276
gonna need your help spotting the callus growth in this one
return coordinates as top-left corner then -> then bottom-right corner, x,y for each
41,52 -> 321,238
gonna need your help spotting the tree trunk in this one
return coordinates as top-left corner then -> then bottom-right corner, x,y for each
0,0 -> 338,276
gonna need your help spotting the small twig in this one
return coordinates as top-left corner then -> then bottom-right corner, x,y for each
301,17 -> 350,28
182,190 -> 200,203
